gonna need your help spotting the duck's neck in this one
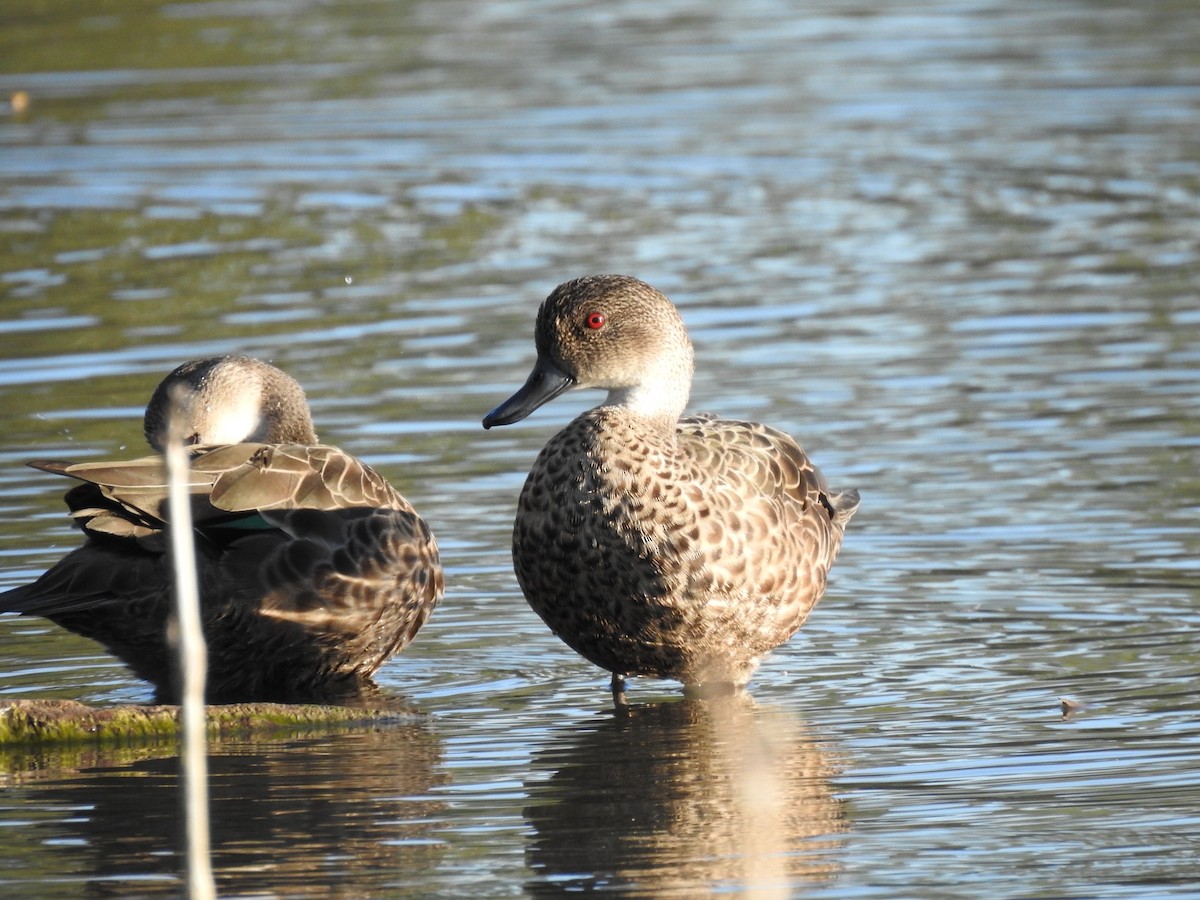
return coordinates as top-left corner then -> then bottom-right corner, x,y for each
603,344 -> 693,428
603,380 -> 689,431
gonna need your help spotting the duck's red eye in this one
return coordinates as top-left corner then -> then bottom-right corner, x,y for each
585,311 -> 606,330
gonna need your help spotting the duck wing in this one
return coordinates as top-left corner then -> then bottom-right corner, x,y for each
677,415 -> 859,526
27,444 -> 412,537
199,443 -> 412,513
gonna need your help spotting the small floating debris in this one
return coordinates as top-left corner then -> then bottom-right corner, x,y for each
1059,696 -> 1090,719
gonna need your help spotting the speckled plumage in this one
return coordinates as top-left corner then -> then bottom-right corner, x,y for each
2,356 -> 442,703
484,275 -> 858,691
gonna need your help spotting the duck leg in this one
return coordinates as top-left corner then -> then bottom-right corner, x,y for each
610,672 -> 629,707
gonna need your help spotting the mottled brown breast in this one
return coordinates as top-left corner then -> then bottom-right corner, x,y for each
511,407 -> 854,684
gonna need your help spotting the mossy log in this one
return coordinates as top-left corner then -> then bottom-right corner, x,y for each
0,698 -> 413,746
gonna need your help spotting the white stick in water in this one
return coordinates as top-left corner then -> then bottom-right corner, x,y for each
165,383 -> 217,900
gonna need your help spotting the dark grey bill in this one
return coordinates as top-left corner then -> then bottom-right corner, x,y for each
482,358 -> 575,428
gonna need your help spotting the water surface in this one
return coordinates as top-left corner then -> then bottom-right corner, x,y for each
1,0 -> 1199,896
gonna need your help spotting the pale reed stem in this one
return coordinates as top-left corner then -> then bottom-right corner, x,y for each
166,385 -> 217,900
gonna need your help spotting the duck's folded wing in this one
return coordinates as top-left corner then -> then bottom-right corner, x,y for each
200,444 -> 412,513
27,455 -> 219,541
219,507 -> 442,668
28,444 -> 410,532
676,417 -> 838,509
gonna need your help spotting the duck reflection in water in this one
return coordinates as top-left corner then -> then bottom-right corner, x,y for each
0,718 -> 446,895
523,695 -> 847,896
0,356 -> 443,704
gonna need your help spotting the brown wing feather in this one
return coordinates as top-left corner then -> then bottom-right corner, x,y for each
677,415 -> 833,511
203,444 -> 411,513
27,444 -> 411,536
673,415 -> 857,655
214,507 -> 442,687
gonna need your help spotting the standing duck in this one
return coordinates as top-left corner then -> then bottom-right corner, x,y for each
483,276 -> 858,697
1,356 -> 443,704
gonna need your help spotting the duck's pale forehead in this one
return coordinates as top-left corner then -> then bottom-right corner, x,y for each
199,387 -> 262,444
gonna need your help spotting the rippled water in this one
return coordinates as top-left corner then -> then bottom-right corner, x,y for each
2,0 -> 1199,896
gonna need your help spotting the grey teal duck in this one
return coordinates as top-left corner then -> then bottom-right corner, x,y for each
483,275 -> 859,695
1,355 -> 443,704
